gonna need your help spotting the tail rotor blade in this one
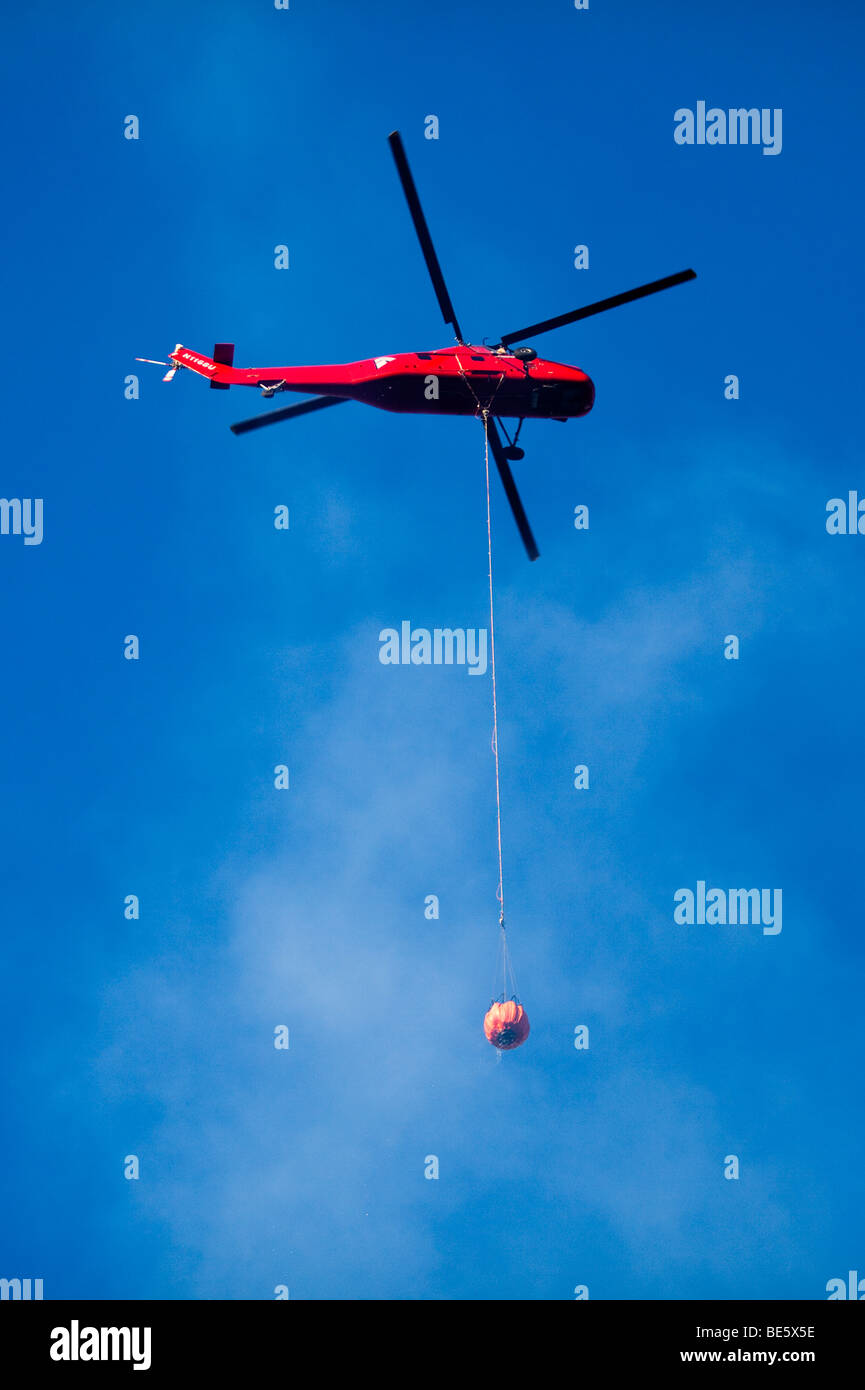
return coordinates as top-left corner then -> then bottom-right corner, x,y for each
137,343 -> 183,382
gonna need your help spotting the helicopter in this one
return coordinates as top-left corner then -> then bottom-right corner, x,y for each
137,131 -> 695,561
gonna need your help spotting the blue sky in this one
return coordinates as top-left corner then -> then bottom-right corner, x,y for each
1,0 -> 863,1299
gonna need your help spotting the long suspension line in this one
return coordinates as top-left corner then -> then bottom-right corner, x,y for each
481,410 -> 518,1004
452,361 -> 520,1010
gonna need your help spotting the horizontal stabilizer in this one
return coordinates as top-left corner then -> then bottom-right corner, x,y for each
210,342 -> 235,390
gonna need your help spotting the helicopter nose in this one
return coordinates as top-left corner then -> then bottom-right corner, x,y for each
569,372 -> 595,414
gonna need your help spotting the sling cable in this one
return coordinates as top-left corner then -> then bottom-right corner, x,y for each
479,409 -> 530,1053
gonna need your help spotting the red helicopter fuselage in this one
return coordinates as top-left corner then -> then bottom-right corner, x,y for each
137,129 -> 694,559
169,343 -> 595,421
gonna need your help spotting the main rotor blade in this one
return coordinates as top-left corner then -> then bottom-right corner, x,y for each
486,418 -> 540,562
500,269 -> 697,347
230,395 -> 351,436
388,130 -> 464,343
